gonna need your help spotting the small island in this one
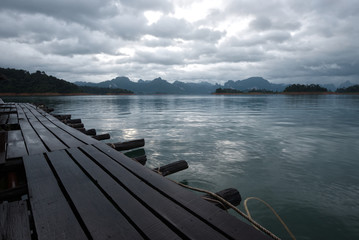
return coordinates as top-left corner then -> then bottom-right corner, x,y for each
336,85 -> 359,93
214,88 -> 243,94
213,84 -> 359,95
283,84 -> 328,93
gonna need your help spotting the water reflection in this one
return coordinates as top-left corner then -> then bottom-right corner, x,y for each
3,94 -> 359,240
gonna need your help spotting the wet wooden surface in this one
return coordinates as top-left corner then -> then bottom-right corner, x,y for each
0,200 -> 32,240
0,100 -> 270,240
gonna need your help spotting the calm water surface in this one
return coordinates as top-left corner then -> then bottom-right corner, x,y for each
3,94 -> 359,240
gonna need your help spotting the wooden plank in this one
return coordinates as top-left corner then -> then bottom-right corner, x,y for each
7,130 -> 23,142
18,120 -> 48,155
26,120 -> 67,152
23,153 -> 87,240
6,130 -> 28,159
79,145 -> 229,240
7,113 -> 18,125
46,150 -> 143,239
26,104 -> 97,145
16,105 -> 48,155
67,147 -> 181,240
0,108 -> 9,113
93,142 -> 269,240
0,200 -> 32,240
25,105 -> 85,148
7,140 -> 28,159
15,104 -> 26,120
20,105 -> 36,121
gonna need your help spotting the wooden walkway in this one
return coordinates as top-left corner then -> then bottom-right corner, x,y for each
0,100 -> 270,240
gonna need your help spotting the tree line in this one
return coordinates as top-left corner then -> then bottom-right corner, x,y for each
215,84 -> 359,94
0,68 -> 133,94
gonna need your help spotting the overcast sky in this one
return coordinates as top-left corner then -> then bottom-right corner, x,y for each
1,0 -> 358,85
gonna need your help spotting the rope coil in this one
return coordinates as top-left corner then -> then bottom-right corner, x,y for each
244,197 -> 296,240
171,179 -> 296,240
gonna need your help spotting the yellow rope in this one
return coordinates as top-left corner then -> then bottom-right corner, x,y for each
244,197 -> 296,240
201,196 -> 228,211
170,179 -> 282,240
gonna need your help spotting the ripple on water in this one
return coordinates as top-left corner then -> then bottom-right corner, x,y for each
4,95 -> 359,240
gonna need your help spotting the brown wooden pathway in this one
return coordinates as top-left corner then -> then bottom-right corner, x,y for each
0,100 -> 270,240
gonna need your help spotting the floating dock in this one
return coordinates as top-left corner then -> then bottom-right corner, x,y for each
0,99 -> 270,239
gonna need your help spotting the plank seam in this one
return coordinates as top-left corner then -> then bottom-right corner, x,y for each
18,104 -> 51,152
65,149 -> 150,240
24,105 -> 72,148
43,153 -> 93,240
77,147 -> 192,240
93,144 -> 236,240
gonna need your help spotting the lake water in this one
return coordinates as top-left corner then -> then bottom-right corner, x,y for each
3,94 -> 359,240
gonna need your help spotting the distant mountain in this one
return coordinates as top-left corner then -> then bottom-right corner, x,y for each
223,77 -> 287,92
0,67 -> 133,94
320,84 -> 336,92
172,81 -> 221,94
338,81 -> 355,89
75,77 -> 220,94
75,75 -> 358,94
75,76 -> 284,94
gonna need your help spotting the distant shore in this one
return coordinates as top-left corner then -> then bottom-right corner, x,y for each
213,92 -> 359,95
1,92 -> 358,96
0,92 -> 135,96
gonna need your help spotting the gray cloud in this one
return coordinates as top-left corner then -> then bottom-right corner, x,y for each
149,16 -> 224,42
249,16 -> 272,31
133,48 -> 185,65
142,38 -> 174,47
0,0 -> 359,85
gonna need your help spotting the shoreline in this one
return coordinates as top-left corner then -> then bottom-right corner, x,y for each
0,92 -> 135,96
1,92 -> 358,96
212,92 -> 359,95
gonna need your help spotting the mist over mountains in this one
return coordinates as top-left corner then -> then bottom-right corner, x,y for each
76,76 -> 357,94
2,66 -> 356,95
75,77 -> 289,94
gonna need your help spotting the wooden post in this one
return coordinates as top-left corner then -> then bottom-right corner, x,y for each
77,128 -> 96,136
107,139 -> 145,151
202,188 -> 242,210
62,119 -> 82,124
53,114 -> 71,120
67,123 -> 84,129
84,129 -> 96,136
132,155 -> 147,165
77,128 -> 86,133
92,133 -> 110,140
153,160 -> 188,176
124,149 -> 145,158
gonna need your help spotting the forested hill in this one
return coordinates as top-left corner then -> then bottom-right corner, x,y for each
0,68 -> 133,94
